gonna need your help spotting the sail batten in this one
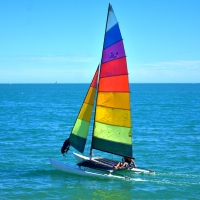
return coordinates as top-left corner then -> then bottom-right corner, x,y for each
91,4 -> 133,157
96,104 -> 131,111
100,74 -> 128,79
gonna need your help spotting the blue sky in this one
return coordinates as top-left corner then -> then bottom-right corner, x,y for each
0,0 -> 200,83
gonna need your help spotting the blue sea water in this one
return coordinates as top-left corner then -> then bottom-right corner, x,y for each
0,83 -> 200,199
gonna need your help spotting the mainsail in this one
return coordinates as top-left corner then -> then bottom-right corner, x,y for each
69,67 -> 99,153
91,4 -> 132,157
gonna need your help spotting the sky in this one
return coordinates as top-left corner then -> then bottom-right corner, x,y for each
0,0 -> 200,83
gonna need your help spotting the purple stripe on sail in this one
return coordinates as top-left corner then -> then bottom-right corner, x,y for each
102,40 -> 125,63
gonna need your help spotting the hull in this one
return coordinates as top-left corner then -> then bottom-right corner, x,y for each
49,158 -> 129,180
73,152 -> 155,174
129,167 -> 155,173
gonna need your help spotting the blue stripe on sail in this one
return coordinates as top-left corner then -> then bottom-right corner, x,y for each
106,6 -> 117,31
103,23 -> 122,49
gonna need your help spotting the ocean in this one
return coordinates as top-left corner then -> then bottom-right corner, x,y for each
0,83 -> 199,199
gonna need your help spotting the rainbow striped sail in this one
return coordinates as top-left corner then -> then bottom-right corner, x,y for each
91,4 -> 132,157
69,67 -> 99,153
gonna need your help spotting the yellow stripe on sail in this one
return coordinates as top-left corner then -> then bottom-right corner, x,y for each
96,105 -> 131,128
78,103 -> 93,122
85,87 -> 97,105
97,92 -> 130,110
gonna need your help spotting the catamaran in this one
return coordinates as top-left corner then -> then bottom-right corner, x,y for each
50,3 -> 154,179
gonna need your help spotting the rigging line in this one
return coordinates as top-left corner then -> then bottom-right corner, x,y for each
90,65 -> 100,157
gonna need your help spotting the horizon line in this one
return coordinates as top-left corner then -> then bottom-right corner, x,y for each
0,83 -> 199,84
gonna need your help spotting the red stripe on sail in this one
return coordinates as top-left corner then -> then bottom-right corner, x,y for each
90,67 -> 99,88
100,57 -> 127,78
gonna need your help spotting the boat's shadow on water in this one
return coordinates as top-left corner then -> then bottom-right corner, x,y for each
49,169 -> 161,199
48,169 -> 138,199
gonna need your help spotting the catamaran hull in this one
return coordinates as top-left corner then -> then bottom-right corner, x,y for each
73,152 -> 155,174
49,158 -> 128,180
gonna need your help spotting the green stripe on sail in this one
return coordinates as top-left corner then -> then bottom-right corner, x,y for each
92,137 -> 132,157
70,119 -> 90,153
70,134 -> 86,153
72,118 -> 90,138
94,121 -> 132,145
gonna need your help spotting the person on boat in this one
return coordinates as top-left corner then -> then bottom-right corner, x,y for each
113,157 -> 137,169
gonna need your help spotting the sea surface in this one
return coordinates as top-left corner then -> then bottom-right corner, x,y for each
0,83 -> 200,200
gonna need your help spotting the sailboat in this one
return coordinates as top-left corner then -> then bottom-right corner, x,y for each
50,4 -> 154,179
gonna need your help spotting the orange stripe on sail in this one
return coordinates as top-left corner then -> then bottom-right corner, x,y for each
98,75 -> 129,92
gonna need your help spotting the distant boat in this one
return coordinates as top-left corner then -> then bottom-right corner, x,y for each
50,3 -> 154,179
55,81 -> 57,84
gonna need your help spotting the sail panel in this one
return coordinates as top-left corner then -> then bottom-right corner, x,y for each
92,137 -> 132,157
98,75 -> 129,92
78,103 -> 93,122
94,122 -> 132,144
102,40 -> 125,63
91,69 -> 99,88
70,67 -> 99,153
106,5 -> 117,31
104,24 -> 122,49
97,92 -> 130,110
70,134 -> 86,153
100,57 -> 127,78
96,106 -> 131,127
85,87 -> 97,105
72,119 -> 90,137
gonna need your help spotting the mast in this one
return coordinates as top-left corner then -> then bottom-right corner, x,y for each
90,64 -> 100,157
90,4 -> 111,157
